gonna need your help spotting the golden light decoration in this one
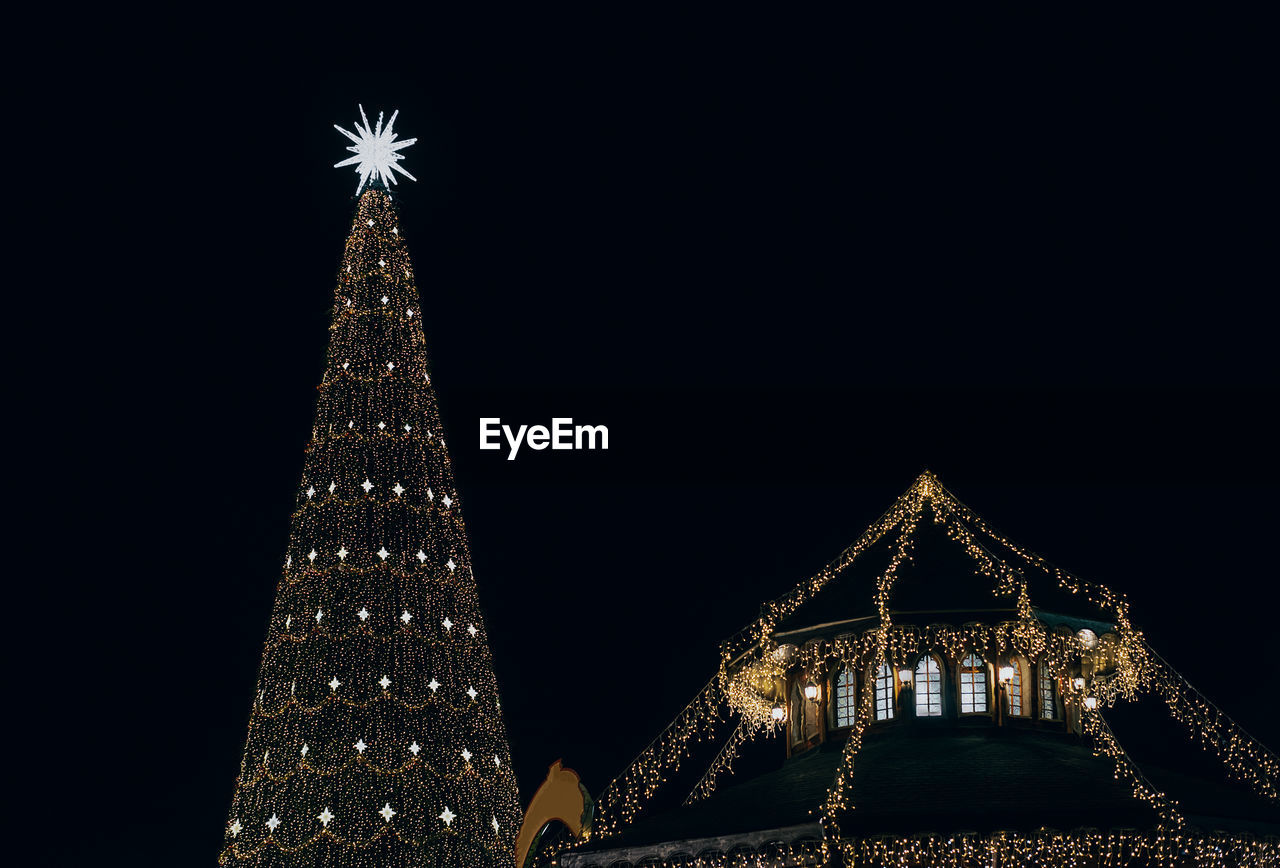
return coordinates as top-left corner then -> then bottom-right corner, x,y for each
560,830 -> 1279,868
684,717 -> 770,806
589,677 -> 728,838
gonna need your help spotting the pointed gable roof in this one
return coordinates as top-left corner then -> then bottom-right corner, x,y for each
722,471 -> 1128,665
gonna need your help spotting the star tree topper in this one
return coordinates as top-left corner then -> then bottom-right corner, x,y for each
334,105 -> 417,194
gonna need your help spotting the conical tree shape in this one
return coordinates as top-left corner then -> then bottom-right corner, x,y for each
221,188 -> 522,868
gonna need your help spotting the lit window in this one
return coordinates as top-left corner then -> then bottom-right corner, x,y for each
834,669 -> 856,728
915,655 -> 943,717
959,654 -> 988,714
1007,656 -> 1028,716
874,663 -> 895,721
1040,667 -> 1058,720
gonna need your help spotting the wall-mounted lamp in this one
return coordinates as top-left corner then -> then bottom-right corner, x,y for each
998,666 -> 1015,684
1083,696 -> 1098,710
803,681 -> 819,701
898,668 -> 913,685
771,703 -> 786,721
1072,677 -> 1086,691
1077,629 -> 1099,651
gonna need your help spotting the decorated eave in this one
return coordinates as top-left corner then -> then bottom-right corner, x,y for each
714,472 -> 1138,737
556,472 -> 1280,868
769,608 -> 1116,647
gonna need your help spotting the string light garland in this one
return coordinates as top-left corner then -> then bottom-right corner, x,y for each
570,472 -> 1278,865
1144,642 -> 1279,800
720,653 -> 786,729
220,183 -> 523,867
590,678 -> 728,838
845,830 -> 1278,867
684,717 -> 777,806
562,831 -> 1278,868
818,657 -> 878,860
1081,703 -> 1185,827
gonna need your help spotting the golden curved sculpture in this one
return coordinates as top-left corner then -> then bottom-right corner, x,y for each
516,760 -> 594,868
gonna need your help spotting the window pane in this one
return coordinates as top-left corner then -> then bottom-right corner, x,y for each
1009,659 -> 1024,716
1040,668 -> 1056,719
835,669 -> 856,728
915,656 -> 942,717
960,654 -> 987,714
875,663 -> 895,721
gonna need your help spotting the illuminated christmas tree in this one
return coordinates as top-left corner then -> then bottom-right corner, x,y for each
220,107 -> 522,868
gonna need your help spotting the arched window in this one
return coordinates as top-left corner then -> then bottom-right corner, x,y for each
833,668 -> 856,728
874,663 -> 895,721
1039,666 -> 1058,720
915,655 -> 943,717
959,654 -> 988,714
1007,656 -> 1029,716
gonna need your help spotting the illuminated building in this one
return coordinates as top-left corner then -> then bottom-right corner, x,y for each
532,473 -> 1279,867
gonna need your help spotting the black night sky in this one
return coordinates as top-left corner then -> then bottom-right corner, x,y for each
25,10 -> 1278,865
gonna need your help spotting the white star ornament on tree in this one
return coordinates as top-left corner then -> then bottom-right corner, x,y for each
334,105 -> 417,194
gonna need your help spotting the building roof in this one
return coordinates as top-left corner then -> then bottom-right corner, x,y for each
583,743 -> 838,851
576,726 -> 1171,858
838,726 -> 1157,837
573,725 -> 1280,866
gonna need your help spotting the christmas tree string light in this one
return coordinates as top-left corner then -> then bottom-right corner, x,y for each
220,111 -> 522,868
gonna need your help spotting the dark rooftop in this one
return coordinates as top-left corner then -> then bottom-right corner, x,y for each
576,725 -> 1265,856
839,726 -> 1156,837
